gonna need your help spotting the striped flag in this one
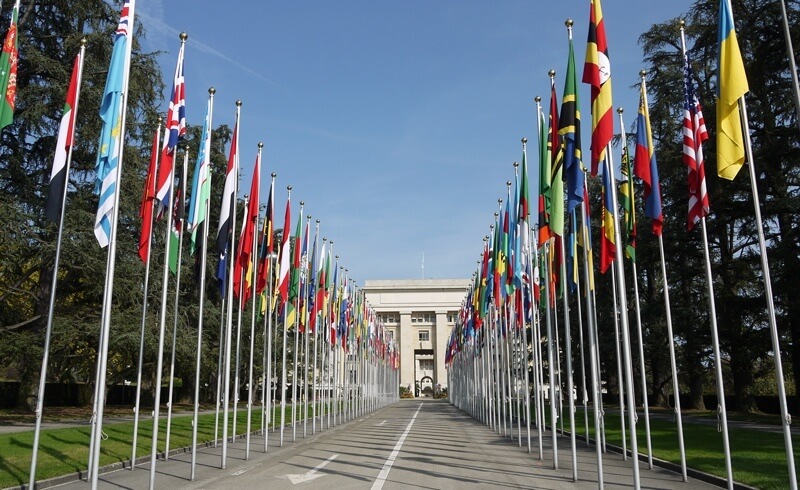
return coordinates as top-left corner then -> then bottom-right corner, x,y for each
187,93 -> 213,254
682,54 -> 709,230
548,78 -> 564,237
276,196 -> 292,307
582,0 -> 613,176
599,163 -> 616,274
256,176 -> 275,296
155,40 -> 187,217
216,119 -> 238,254
0,0 -> 20,130
46,50 -> 83,223
634,82 -> 663,236
619,145 -> 636,261
94,0 -> 132,247
560,34 -> 583,214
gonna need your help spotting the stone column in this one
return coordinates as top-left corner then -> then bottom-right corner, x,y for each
434,311 -> 449,390
399,311 -> 414,395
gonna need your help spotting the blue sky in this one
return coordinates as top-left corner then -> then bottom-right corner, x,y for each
135,0 -> 695,284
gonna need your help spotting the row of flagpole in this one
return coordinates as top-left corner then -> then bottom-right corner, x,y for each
446,1 -> 798,489
23,2 -> 401,489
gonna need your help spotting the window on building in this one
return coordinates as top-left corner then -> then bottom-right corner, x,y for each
418,359 -> 434,371
419,330 -> 430,342
388,330 -> 394,339
447,312 -> 456,323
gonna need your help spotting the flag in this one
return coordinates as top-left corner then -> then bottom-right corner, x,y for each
256,176 -> 275,296
215,251 -> 227,299
187,94 -> 213,254
155,40 -> 187,217
167,168 -> 184,274
137,127 -> 159,262
517,141 -> 531,283
599,162 -> 616,273
276,196 -> 292,307
233,153 -> 260,307
286,208 -> 303,326
582,0 -> 613,176
619,145 -> 636,261
94,0 -> 132,247
46,50 -> 83,222
716,0 -> 749,180
634,82 -> 663,236
537,101 -> 551,246
0,0 -> 20,130
548,78 -> 564,237
560,35 -> 584,213
683,54 -> 710,230
216,119 -> 238,254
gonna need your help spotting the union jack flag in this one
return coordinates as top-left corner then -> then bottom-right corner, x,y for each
682,54 -> 709,230
155,39 -> 187,217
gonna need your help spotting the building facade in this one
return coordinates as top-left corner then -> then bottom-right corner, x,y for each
362,279 -> 470,397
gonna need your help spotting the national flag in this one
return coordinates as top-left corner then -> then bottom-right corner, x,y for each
683,54 -> 710,230
548,78 -> 564,237
233,152 -> 260,307
634,81 -> 663,236
187,92 -> 213,254
216,119 -> 238,254
46,50 -> 83,223
138,126 -> 159,262
599,162 -> 616,274
537,98 -> 551,246
167,166 -> 185,274
155,39 -> 187,216
716,0 -> 749,180
256,176 -> 275,296
582,0 -> 613,176
307,226 -> 319,333
560,34 -> 584,213
517,141 -> 531,283
0,0 -> 20,130
276,196 -> 292,307
215,251 -> 227,299
578,185 -> 596,292
94,0 -> 132,247
619,144 -> 636,261
286,208 -> 303,326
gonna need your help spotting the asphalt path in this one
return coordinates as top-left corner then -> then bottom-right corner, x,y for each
49,400 -> 717,489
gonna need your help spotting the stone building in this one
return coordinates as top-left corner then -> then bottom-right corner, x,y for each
362,279 -> 470,397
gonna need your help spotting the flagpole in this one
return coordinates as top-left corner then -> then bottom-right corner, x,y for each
517,146 -> 533,454
232,235 -> 246,444
312,232 -> 323,435
605,140 -> 641,489
303,216 -> 314,438
131,119 -> 161,470
738,83 -> 798,490
617,107 -> 653,470
89,1 -> 136,485
190,86 -> 215,480
778,0 -> 800,134
291,204 -> 305,441
214,297 -> 225,447
279,187 -> 292,446
147,31 -> 187,489
246,161 -> 261,459
558,232 -> 578,481
221,100 -> 242,469
30,39 -> 86,489
263,231 -> 277,452
639,69 -> 687,480
579,189 -> 604,489
164,144 -> 189,461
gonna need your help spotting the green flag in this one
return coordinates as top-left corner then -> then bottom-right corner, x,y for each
0,1 -> 20,130
619,144 -> 636,261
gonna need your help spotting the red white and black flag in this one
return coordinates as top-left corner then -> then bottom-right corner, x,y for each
46,50 -> 84,222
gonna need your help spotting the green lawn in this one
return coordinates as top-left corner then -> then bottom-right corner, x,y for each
543,404 -> 799,489
0,402 -> 334,489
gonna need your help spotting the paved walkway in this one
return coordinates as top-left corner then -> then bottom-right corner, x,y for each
38,400 -> 716,489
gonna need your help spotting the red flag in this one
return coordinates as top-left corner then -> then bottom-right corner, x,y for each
234,152 -> 261,307
138,127 -> 160,263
